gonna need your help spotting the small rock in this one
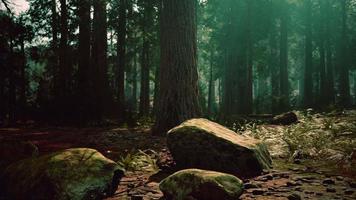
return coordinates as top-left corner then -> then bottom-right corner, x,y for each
344,190 -> 354,195
323,178 -> 335,185
349,182 -> 356,188
287,181 -> 300,187
294,159 -> 301,164
244,183 -> 259,189
287,193 -> 301,200
336,176 -> 344,181
326,187 -> 336,193
252,189 -> 265,195
131,195 -> 144,200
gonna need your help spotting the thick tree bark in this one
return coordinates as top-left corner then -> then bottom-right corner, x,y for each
279,2 -> 289,111
339,0 -> 351,107
58,0 -> 70,117
93,0 -> 108,119
325,0 -> 335,104
139,1 -> 153,117
154,0 -> 201,134
318,0 -> 327,105
244,0 -> 253,114
207,50 -> 215,118
303,0 -> 313,108
117,0 -> 127,116
269,21 -> 279,114
77,0 -> 91,122
139,40 -> 150,116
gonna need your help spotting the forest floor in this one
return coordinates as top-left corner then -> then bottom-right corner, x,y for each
0,110 -> 356,200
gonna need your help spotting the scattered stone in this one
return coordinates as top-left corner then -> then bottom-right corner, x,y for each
349,182 -> 356,188
271,112 -> 298,125
336,176 -> 344,181
326,187 -> 336,193
294,159 -> 302,164
344,190 -> 354,195
167,118 -> 272,177
131,195 -> 144,200
323,178 -> 335,185
159,169 -> 244,200
252,189 -> 265,195
287,193 -> 301,200
3,148 -> 124,200
244,183 -> 259,189
287,181 -> 300,187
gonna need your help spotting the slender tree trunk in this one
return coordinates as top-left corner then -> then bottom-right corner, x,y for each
207,50 -> 215,118
19,33 -> 26,120
339,0 -> 351,107
77,0 -> 91,122
139,40 -> 150,116
303,0 -> 313,108
325,0 -> 335,104
93,0 -> 108,119
269,21 -> 279,114
279,2 -> 289,111
117,0 -> 127,117
244,0 -> 253,114
154,0 -> 201,134
58,0 -> 69,118
8,39 -> 15,124
318,0 -> 327,105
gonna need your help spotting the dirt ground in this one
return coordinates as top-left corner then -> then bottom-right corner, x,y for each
0,122 -> 355,200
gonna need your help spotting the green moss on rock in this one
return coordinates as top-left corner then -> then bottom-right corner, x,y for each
167,118 -> 272,177
3,148 -> 124,200
159,169 -> 244,200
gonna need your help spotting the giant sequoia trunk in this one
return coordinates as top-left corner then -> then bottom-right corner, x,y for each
154,0 -> 201,134
93,0 -> 108,119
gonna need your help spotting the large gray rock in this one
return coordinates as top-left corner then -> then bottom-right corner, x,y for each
167,118 -> 272,177
159,169 -> 244,200
3,148 -> 124,200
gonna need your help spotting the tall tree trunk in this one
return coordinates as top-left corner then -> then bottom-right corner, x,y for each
77,0 -> 91,122
207,50 -> 215,118
339,0 -> 350,107
303,0 -> 313,108
139,40 -> 150,116
58,0 -> 69,118
269,20 -> 279,114
244,0 -> 253,114
154,0 -> 201,134
93,0 -> 108,119
279,1 -> 289,111
318,0 -> 327,105
19,33 -> 26,120
325,0 -> 335,104
117,0 -> 127,117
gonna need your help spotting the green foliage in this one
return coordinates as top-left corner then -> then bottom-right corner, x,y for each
117,150 -> 159,173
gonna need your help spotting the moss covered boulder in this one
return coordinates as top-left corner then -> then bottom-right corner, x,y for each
3,148 -> 124,200
167,118 -> 272,177
159,169 -> 244,200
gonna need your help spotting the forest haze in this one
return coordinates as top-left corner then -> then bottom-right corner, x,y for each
0,0 -> 356,132
1,1 -> 356,200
